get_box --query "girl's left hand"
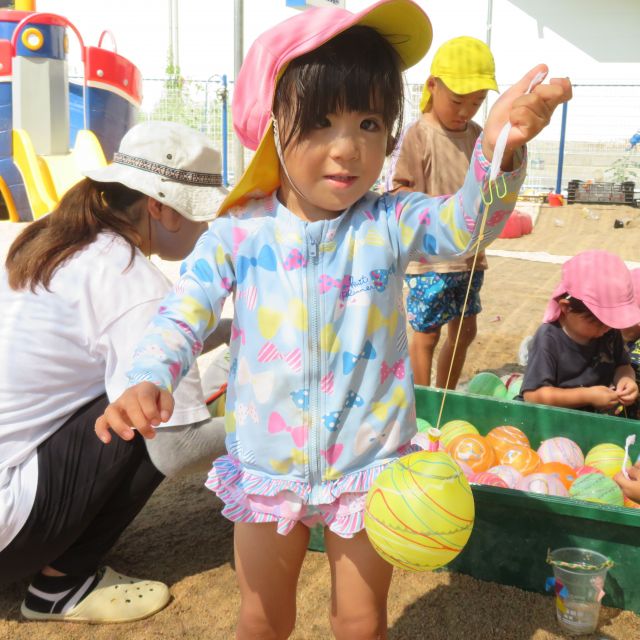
[482,64,572,166]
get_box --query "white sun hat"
[83,121,228,222]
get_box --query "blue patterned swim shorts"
[404,270,484,333]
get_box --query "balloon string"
[435,196,489,430]
[434,72,547,429]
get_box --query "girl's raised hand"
[482,64,572,169]
[94,382,175,444]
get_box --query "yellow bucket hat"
[419,36,498,113]
[219,0,432,215]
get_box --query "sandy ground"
[1,204,640,639]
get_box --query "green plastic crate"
[309,387,640,613]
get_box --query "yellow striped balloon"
[585,443,630,478]
[365,451,475,571]
[439,419,479,449]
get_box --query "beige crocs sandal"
[20,566,170,623]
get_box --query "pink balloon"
[487,464,523,489]
[516,472,569,497]
[575,465,603,477]
[471,471,509,488]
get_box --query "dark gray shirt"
[520,322,630,409]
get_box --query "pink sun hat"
[630,268,640,307]
[543,250,640,329]
[217,0,432,215]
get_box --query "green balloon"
[468,372,508,398]
[506,378,523,399]
[416,418,432,432]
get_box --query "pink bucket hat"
[217,0,432,214]
[543,250,640,329]
[631,268,640,307]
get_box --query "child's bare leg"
[234,522,309,640]
[435,314,478,389]
[409,328,441,386]
[325,529,393,640]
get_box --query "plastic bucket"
[548,193,564,207]
[547,547,613,635]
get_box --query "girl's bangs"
[275,26,403,148]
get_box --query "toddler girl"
[97,1,571,637]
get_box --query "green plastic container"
[309,387,640,613]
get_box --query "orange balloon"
[624,496,640,509]
[498,445,540,476]
[447,433,496,473]
[486,425,530,456]
[537,461,577,489]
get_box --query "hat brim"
[420,76,499,113]
[543,281,640,330]
[357,0,433,71]
[84,163,228,222]
[443,75,499,96]
[590,302,640,330]
[217,126,279,215]
[220,0,432,215]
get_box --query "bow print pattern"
[235,285,257,310]
[380,358,405,384]
[275,226,302,245]
[227,439,256,465]
[367,305,398,336]
[370,265,395,292]
[290,388,309,410]
[347,229,385,258]
[269,448,308,473]
[320,443,343,466]
[371,386,408,422]
[322,390,365,432]
[396,328,408,354]
[418,209,431,225]
[236,357,274,404]
[235,402,259,425]
[321,372,334,394]
[237,245,277,284]
[231,324,245,344]
[283,248,307,271]
[232,226,248,256]
[318,274,351,297]
[343,340,376,375]
[320,324,341,355]
[257,299,307,340]
[257,342,302,373]
[268,411,308,448]
[354,419,403,456]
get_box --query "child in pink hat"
[521,250,640,413]
[621,268,640,418]
[96,1,571,636]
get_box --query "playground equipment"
[0,0,141,221]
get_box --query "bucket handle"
[546,548,614,572]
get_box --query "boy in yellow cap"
[390,36,499,389]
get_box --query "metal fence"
[138,76,640,196]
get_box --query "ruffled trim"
[206,455,309,501]
[206,443,418,506]
[205,459,370,537]
[205,444,419,537]
[329,504,365,538]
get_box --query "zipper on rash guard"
[305,229,322,497]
